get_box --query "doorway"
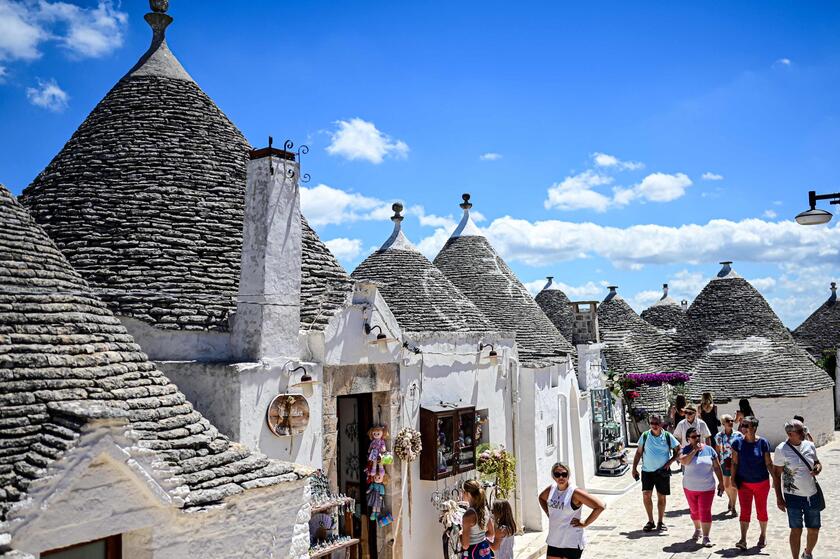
[337,394,378,559]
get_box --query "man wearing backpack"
[632,414,680,532]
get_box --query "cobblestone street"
[580,434,840,559]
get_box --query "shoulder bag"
[786,442,825,511]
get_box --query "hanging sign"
[266,394,310,436]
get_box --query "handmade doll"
[366,424,389,482]
[366,471,388,520]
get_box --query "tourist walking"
[793,415,815,443]
[731,416,772,550]
[673,405,712,446]
[734,398,754,428]
[668,394,687,432]
[461,479,495,559]
[699,392,721,434]
[631,414,679,532]
[714,414,743,515]
[679,427,725,547]
[489,500,516,559]
[772,419,824,559]
[539,462,606,559]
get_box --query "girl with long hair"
[489,500,516,559]
[461,479,495,559]
[538,463,606,559]
[699,392,720,434]
[669,394,687,432]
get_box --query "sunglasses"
[724,420,734,424]
[553,471,569,479]
[650,422,661,427]
[688,435,699,439]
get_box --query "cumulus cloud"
[477,216,840,269]
[324,237,364,262]
[26,78,67,111]
[300,183,392,226]
[701,172,723,181]
[544,170,614,212]
[763,209,777,219]
[326,118,409,164]
[592,152,644,170]
[523,278,606,299]
[0,0,126,64]
[480,152,502,161]
[614,172,692,205]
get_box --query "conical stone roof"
[351,204,495,334]
[432,195,574,366]
[0,184,306,521]
[793,282,840,359]
[20,5,352,334]
[677,262,834,400]
[640,283,684,330]
[535,277,575,343]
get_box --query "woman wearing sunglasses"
[538,462,606,559]
[679,427,724,547]
[714,414,743,515]
[730,416,773,550]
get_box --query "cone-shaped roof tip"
[391,202,404,222]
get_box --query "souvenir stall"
[590,388,628,476]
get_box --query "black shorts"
[641,469,671,495]
[546,546,582,559]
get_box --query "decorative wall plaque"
[266,394,310,436]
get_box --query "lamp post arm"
[811,191,840,206]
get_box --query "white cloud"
[774,58,792,68]
[26,78,67,111]
[326,118,408,164]
[0,1,126,64]
[300,183,392,226]
[0,64,6,80]
[473,216,840,269]
[480,152,502,161]
[324,237,363,262]
[592,152,644,171]
[544,170,614,212]
[701,172,723,181]
[524,279,606,299]
[748,276,776,292]
[614,172,692,205]
[763,209,777,219]
[627,289,664,312]
[668,270,707,296]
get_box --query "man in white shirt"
[673,405,712,446]
[772,419,823,559]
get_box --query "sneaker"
[642,521,656,532]
[691,529,701,542]
[657,521,668,532]
[702,537,712,548]
[801,552,813,559]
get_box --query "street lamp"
[795,190,838,225]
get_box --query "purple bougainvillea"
[624,371,691,387]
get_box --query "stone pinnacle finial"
[608,285,618,292]
[661,283,669,300]
[717,261,733,278]
[150,0,169,13]
[830,282,837,305]
[832,282,837,291]
[391,202,404,223]
[604,285,618,303]
[543,276,554,290]
[460,193,473,210]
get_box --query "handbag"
[786,442,825,512]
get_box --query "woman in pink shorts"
[679,427,724,547]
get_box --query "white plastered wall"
[6,427,310,559]
[739,389,834,447]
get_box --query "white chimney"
[231,142,302,361]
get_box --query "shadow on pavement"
[713,546,769,557]
[662,540,703,553]
[665,507,690,518]
[618,529,664,540]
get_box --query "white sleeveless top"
[545,484,586,549]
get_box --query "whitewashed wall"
[740,389,834,447]
[397,334,515,559]
[6,426,310,559]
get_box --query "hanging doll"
[366,471,388,520]
[365,424,390,482]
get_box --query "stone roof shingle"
[793,282,840,359]
[0,184,306,521]
[535,278,576,344]
[19,7,351,334]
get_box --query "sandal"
[691,529,701,542]
[757,536,766,548]
[642,521,656,532]
[735,540,747,550]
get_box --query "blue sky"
[1,0,839,327]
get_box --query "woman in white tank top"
[461,479,495,559]
[538,462,606,559]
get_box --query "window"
[546,424,555,448]
[42,535,121,559]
